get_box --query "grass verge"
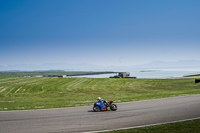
[102,118,200,133]
[0,77,199,111]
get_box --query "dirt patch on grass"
[15,87,22,93]
[0,87,7,93]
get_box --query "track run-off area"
[0,94,200,133]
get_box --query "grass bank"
[0,77,199,111]
[102,118,200,133]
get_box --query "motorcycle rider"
[97,97,109,107]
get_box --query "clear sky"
[0,0,200,66]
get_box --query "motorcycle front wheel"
[93,106,101,112]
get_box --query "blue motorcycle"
[93,100,117,112]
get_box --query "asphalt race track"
[0,94,200,133]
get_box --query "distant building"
[35,75,43,77]
[118,72,130,78]
[58,75,66,78]
[110,72,136,78]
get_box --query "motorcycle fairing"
[94,101,108,111]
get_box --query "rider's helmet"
[97,97,102,102]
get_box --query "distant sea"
[67,66,200,78]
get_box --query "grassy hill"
[0,71,115,77]
[0,77,200,111]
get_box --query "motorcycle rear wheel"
[110,104,117,111]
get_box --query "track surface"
[0,95,200,133]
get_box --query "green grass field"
[0,77,200,111]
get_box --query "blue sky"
[0,0,200,66]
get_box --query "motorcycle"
[93,100,117,112]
